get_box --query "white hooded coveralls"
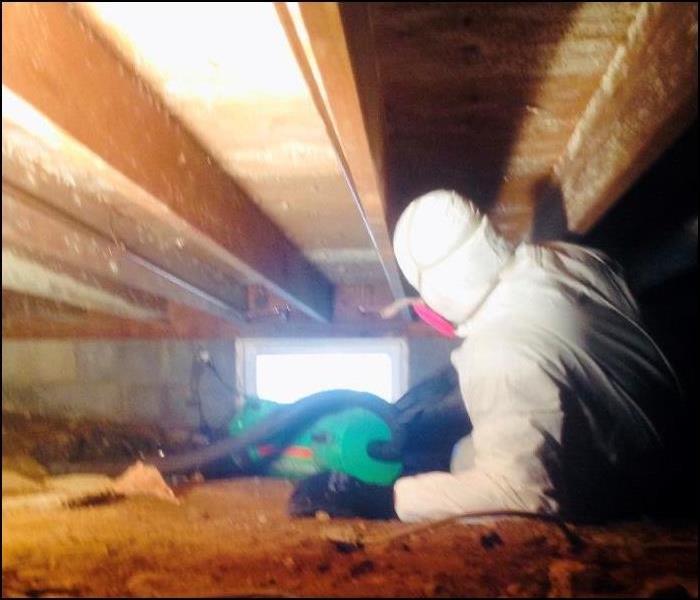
[392,190,681,522]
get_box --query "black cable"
[189,350,239,437]
[201,354,237,393]
[46,390,403,478]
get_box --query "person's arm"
[393,340,563,522]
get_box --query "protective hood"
[393,190,514,327]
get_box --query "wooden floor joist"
[2,2,334,322]
[2,248,164,322]
[1,87,250,320]
[2,184,246,323]
[554,2,698,234]
[1,291,242,340]
[278,2,410,316]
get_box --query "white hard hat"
[393,189,513,325]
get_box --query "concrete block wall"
[1,336,458,428]
[1,339,237,430]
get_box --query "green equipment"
[191,350,461,487]
[227,397,403,486]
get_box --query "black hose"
[393,365,459,425]
[46,390,403,477]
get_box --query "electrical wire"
[354,510,586,553]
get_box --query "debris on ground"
[2,410,698,597]
[3,461,178,514]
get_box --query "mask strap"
[411,302,456,337]
[377,254,516,336]
[377,297,420,319]
[375,297,456,338]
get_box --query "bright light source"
[256,352,393,404]
[82,2,308,100]
[237,338,407,405]
[2,86,65,150]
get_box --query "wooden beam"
[2,285,443,340]
[2,2,333,322]
[2,87,250,319]
[553,2,698,234]
[2,247,164,321]
[2,184,246,322]
[236,319,443,339]
[2,290,91,322]
[1,294,242,340]
[237,282,442,337]
[1,308,440,340]
[277,2,409,316]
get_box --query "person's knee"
[393,476,414,521]
[450,435,475,473]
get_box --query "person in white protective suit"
[288,189,683,523]
[390,189,682,522]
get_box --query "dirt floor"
[2,411,698,598]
